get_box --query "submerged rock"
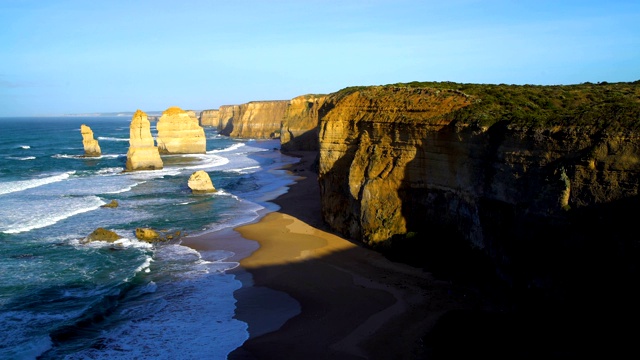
[188,170,216,193]
[126,110,163,171]
[80,124,101,157]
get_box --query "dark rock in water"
[85,228,122,243]
[101,200,119,208]
[135,228,161,242]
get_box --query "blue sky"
[1,0,638,116]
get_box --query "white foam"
[224,165,260,174]
[208,142,245,154]
[19,145,31,149]
[0,171,74,196]
[6,156,36,161]
[64,273,248,360]
[97,136,129,142]
[0,195,105,234]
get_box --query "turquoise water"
[0,117,299,359]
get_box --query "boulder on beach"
[188,170,216,193]
[80,124,101,157]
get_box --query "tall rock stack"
[156,106,206,154]
[125,110,163,171]
[80,124,101,157]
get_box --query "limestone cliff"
[217,101,288,139]
[156,106,206,154]
[80,124,101,157]
[125,109,163,171]
[217,105,240,134]
[280,94,336,151]
[200,109,219,127]
[317,82,640,300]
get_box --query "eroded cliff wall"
[200,109,219,127]
[317,82,640,298]
[280,94,335,151]
[226,100,289,139]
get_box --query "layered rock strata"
[199,109,220,127]
[217,101,288,138]
[317,83,640,299]
[125,110,163,171]
[80,124,101,157]
[156,106,206,154]
[280,94,335,151]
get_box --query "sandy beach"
[182,150,639,359]
[183,151,501,359]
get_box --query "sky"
[0,0,639,117]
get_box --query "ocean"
[0,116,300,359]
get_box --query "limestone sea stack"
[188,170,216,193]
[125,110,163,171]
[156,106,206,154]
[80,124,101,157]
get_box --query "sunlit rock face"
[80,124,101,157]
[317,83,640,297]
[218,101,289,139]
[280,94,337,152]
[156,106,206,154]
[199,109,219,127]
[188,170,216,193]
[125,109,163,171]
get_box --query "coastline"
[184,151,489,359]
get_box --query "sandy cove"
[184,150,497,359]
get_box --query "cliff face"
[80,124,101,157]
[224,100,289,139]
[126,110,163,171]
[199,109,219,127]
[156,106,206,154]
[217,105,240,135]
[280,95,335,151]
[317,83,640,297]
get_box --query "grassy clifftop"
[332,80,640,130]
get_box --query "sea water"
[0,116,299,359]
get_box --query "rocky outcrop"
[188,170,216,193]
[218,101,289,138]
[281,94,335,151]
[200,109,220,127]
[80,124,101,157]
[156,106,206,154]
[101,200,119,208]
[126,110,163,171]
[83,227,121,243]
[317,82,640,300]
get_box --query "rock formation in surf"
[188,170,216,193]
[156,106,206,154]
[125,110,164,171]
[83,227,121,243]
[80,124,101,157]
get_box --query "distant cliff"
[199,109,219,127]
[313,81,640,302]
[212,101,289,139]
